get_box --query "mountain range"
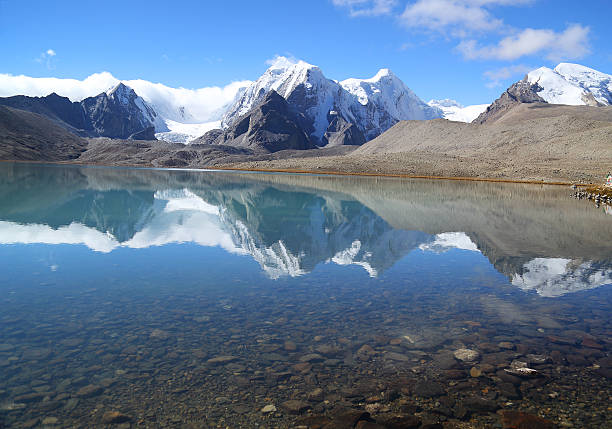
[0,57,450,147]
[0,83,161,140]
[0,60,611,181]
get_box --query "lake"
[0,162,610,428]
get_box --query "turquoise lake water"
[0,162,610,428]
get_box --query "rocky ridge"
[474,78,546,124]
[0,83,161,140]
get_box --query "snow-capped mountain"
[341,68,442,139]
[98,82,166,132]
[427,99,490,123]
[222,57,442,145]
[0,71,251,142]
[527,63,612,106]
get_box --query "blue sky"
[0,0,610,105]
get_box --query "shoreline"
[206,165,588,187]
[0,158,595,187]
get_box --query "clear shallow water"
[0,162,610,428]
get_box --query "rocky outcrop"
[0,83,159,139]
[196,91,314,153]
[128,126,156,141]
[194,129,224,145]
[322,111,366,146]
[474,77,546,124]
[0,106,88,161]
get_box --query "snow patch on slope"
[428,99,490,123]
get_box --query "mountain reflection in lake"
[0,163,610,428]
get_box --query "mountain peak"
[528,63,611,106]
[265,56,316,72]
[373,68,393,80]
[108,82,135,97]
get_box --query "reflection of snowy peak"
[222,57,441,145]
[419,232,480,253]
[527,63,612,106]
[210,190,429,278]
[511,258,612,297]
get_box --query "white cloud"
[458,24,590,61]
[399,0,533,35]
[332,0,398,17]
[483,64,532,87]
[334,0,592,64]
[0,72,252,123]
[265,55,300,68]
[401,0,502,34]
[35,49,57,69]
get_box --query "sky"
[0,0,610,105]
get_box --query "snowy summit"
[527,63,612,106]
[223,56,442,144]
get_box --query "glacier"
[427,99,490,123]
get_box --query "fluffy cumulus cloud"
[0,72,251,123]
[458,24,591,61]
[400,0,534,35]
[332,0,398,17]
[400,0,507,34]
[334,0,591,64]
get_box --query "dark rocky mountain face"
[194,91,365,151]
[0,83,157,140]
[474,77,546,124]
[194,129,223,145]
[0,106,88,161]
[81,83,157,139]
[195,91,314,152]
[323,111,366,147]
[0,93,90,134]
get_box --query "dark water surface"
[0,163,610,428]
